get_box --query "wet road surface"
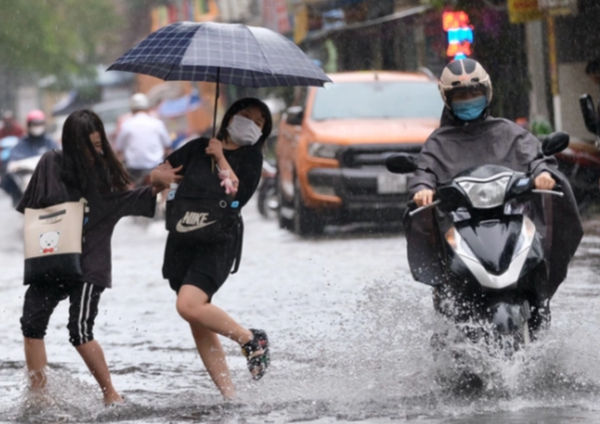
[2,192,600,423]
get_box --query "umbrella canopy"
[108,21,331,88]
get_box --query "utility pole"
[546,14,562,131]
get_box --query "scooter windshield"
[504,200,530,216]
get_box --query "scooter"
[386,132,571,354]
[4,155,42,206]
[257,160,278,219]
[0,136,19,184]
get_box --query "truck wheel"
[293,178,324,236]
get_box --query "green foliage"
[422,0,452,9]
[530,117,554,136]
[0,0,121,78]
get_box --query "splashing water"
[3,194,600,423]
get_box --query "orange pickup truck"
[275,71,444,235]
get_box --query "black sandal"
[241,329,270,380]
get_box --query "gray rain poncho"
[405,110,583,299]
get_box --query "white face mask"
[29,125,45,137]
[227,115,262,147]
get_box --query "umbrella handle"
[210,68,221,171]
[212,68,220,138]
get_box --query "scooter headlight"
[457,176,511,209]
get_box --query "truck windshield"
[311,81,444,121]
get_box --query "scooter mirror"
[542,131,570,156]
[579,94,599,135]
[284,106,304,126]
[385,153,418,174]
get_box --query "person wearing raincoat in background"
[406,58,583,334]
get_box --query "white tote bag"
[23,200,85,284]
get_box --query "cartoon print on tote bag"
[38,231,61,254]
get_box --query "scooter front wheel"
[489,300,531,356]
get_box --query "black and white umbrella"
[108,21,331,133]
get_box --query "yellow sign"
[508,0,543,23]
[538,0,577,16]
[294,5,309,44]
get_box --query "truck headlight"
[308,143,342,159]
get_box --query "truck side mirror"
[579,94,599,135]
[285,106,304,126]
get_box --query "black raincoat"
[405,109,583,299]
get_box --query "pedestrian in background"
[17,109,181,405]
[0,110,25,138]
[162,98,272,399]
[115,93,172,186]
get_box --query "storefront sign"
[443,11,473,60]
[508,0,543,23]
[538,0,577,15]
[263,0,291,34]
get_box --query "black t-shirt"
[166,137,263,209]
[162,137,263,283]
[17,151,156,288]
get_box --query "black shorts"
[164,236,236,300]
[21,281,104,347]
[169,273,220,300]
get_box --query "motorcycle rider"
[0,110,25,138]
[1,110,58,204]
[9,110,58,161]
[407,59,582,334]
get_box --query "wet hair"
[60,109,130,193]
[216,97,272,149]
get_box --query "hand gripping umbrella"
[108,21,331,137]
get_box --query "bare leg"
[190,324,235,399]
[24,337,48,391]
[176,285,253,345]
[75,340,122,405]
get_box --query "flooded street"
[2,191,600,424]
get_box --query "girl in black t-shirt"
[18,110,181,405]
[163,98,272,399]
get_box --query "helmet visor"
[447,85,487,103]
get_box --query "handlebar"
[408,188,565,217]
[408,200,441,217]
[531,189,564,197]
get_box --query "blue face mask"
[451,96,487,121]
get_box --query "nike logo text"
[175,212,216,233]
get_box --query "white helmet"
[130,93,150,111]
[438,59,493,108]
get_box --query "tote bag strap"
[230,213,243,274]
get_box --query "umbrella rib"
[164,63,177,80]
[245,27,275,88]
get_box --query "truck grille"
[338,143,423,168]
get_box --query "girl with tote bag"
[17,109,181,405]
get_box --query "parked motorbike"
[547,93,600,214]
[386,132,571,355]
[257,160,278,219]
[555,139,600,213]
